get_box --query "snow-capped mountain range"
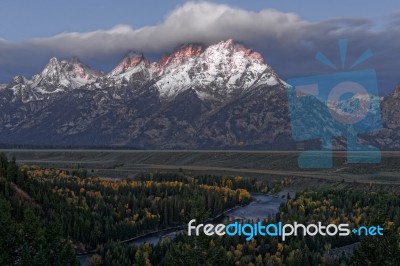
[6,40,280,103]
[0,39,398,149]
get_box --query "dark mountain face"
[0,40,396,149]
[367,87,400,150]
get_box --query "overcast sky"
[0,0,399,94]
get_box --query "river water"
[222,194,286,221]
[78,194,286,265]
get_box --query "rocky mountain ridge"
[0,39,397,149]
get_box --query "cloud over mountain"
[0,1,399,93]
[27,2,307,55]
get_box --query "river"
[78,194,286,265]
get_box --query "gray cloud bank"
[0,1,398,94]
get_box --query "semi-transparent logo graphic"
[286,39,382,168]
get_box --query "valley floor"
[1,149,400,187]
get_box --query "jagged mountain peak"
[110,50,148,77]
[155,40,263,70]
[107,39,268,84]
[67,58,102,80]
[157,43,204,68]
[2,57,102,101]
[48,56,59,65]
[213,38,236,50]
[34,57,63,84]
[0,39,294,149]
[152,39,277,99]
[205,39,264,64]
[10,75,28,86]
[0,39,397,150]
[6,39,278,102]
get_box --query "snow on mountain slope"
[31,57,101,90]
[109,51,151,84]
[107,40,281,99]
[151,44,204,98]
[7,57,103,102]
[5,39,281,103]
[151,39,280,99]
[1,39,395,149]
